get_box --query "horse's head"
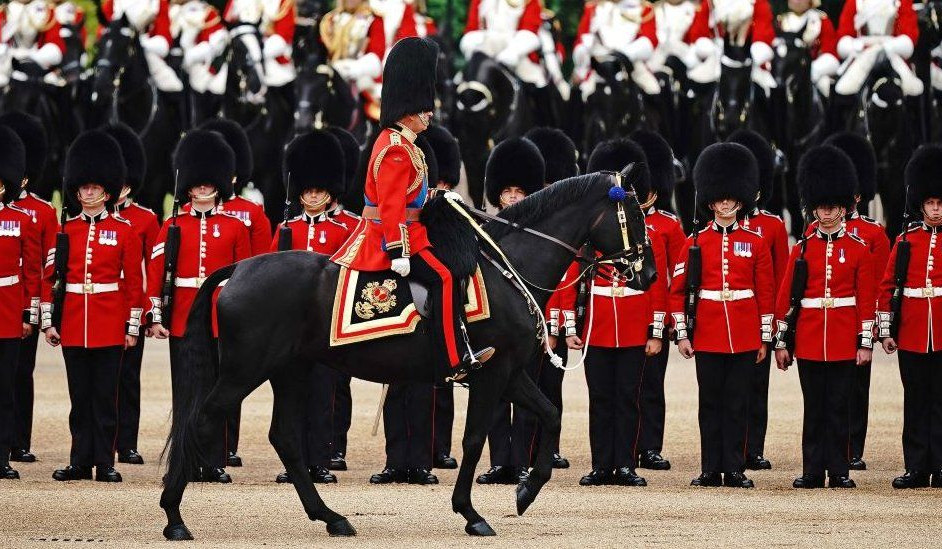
[91,15,140,106]
[771,29,811,86]
[590,51,633,84]
[589,165,657,291]
[293,63,355,134]
[715,37,754,138]
[455,53,516,137]
[224,27,268,116]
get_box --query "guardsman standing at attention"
[571,138,668,488]
[671,142,774,489]
[632,129,685,472]
[774,145,874,490]
[145,130,251,484]
[727,129,789,471]
[43,130,144,483]
[271,130,351,485]
[0,127,40,481]
[3,111,53,466]
[879,144,942,489]
[104,122,158,467]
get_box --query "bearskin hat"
[525,126,579,184]
[727,129,774,207]
[325,126,360,190]
[173,130,235,203]
[0,127,25,204]
[285,130,345,201]
[417,133,440,192]
[423,124,461,188]
[485,137,545,207]
[906,144,942,212]
[0,111,46,186]
[200,118,253,193]
[587,138,652,201]
[693,142,758,213]
[65,130,126,210]
[797,145,857,211]
[103,122,146,196]
[631,129,675,201]
[823,132,877,203]
[379,37,439,129]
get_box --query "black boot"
[434,453,458,469]
[745,454,772,470]
[892,471,929,489]
[328,453,347,471]
[408,468,439,485]
[52,465,92,481]
[95,466,123,483]
[638,450,671,470]
[9,448,36,463]
[933,471,942,488]
[197,467,231,483]
[446,347,495,383]
[476,465,518,485]
[1,465,20,480]
[579,469,612,486]
[690,472,723,487]
[613,467,647,487]
[828,475,856,488]
[723,472,754,488]
[793,473,825,489]
[552,453,570,469]
[275,471,290,483]
[118,449,145,465]
[227,451,243,467]
[848,457,866,470]
[310,466,337,483]
[369,468,406,484]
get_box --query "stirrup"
[445,347,495,382]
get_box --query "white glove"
[391,257,411,277]
[620,38,654,62]
[883,35,914,58]
[495,46,522,68]
[837,36,864,59]
[263,34,288,60]
[184,42,212,68]
[750,41,774,66]
[810,53,840,82]
[141,35,170,58]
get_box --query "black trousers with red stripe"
[638,342,668,454]
[12,330,37,452]
[433,382,454,458]
[797,359,854,478]
[383,381,433,470]
[585,346,645,470]
[62,346,122,468]
[117,335,144,452]
[695,351,753,474]
[410,250,465,374]
[0,338,20,466]
[898,350,942,472]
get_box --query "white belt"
[0,274,19,287]
[903,287,942,298]
[591,286,645,298]
[700,289,755,301]
[800,297,856,309]
[175,277,229,289]
[65,282,119,294]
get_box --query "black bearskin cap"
[824,132,877,203]
[485,137,544,207]
[200,118,253,192]
[285,130,346,200]
[797,145,857,211]
[379,37,439,128]
[65,130,126,209]
[0,127,25,204]
[417,134,440,192]
[423,124,460,188]
[173,130,235,203]
[906,144,942,212]
[526,126,578,184]
[727,129,774,207]
[103,122,146,196]
[631,129,675,200]
[694,142,757,213]
[587,138,652,200]
[0,111,46,186]
[325,126,360,191]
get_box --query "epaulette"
[741,227,762,239]
[131,202,155,214]
[904,221,922,233]
[28,192,54,207]
[858,214,883,227]
[7,203,35,220]
[112,215,132,226]
[287,214,303,223]
[759,209,784,222]
[847,232,867,246]
[656,208,678,220]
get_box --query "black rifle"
[49,178,70,332]
[778,234,809,355]
[277,170,293,251]
[889,186,913,339]
[682,198,702,344]
[160,170,182,327]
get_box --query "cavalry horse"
[577,52,648,164]
[82,14,185,218]
[913,0,942,142]
[292,62,356,135]
[158,168,657,540]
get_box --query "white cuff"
[837,36,860,59]
[877,311,892,339]
[672,312,688,341]
[29,297,39,325]
[263,34,288,60]
[141,35,170,58]
[859,320,875,349]
[548,308,560,336]
[651,311,666,339]
[562,310,576,337]
[40,302,52,330]
[127,308,143,336]
[147,296,163,325]
[773,319,789,350]
[885,35,914,59]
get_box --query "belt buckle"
[721,289,733,301]
[822,297,834,309]
[83,283,94,294]
[612,286,624,297]
[923,287,935,298]
[196,277,206,288]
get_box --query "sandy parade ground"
[2,339,941,549]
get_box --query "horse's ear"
[619,162,645,190]
[798,20,808,39]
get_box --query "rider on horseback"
[100,0,183,92]
[171,0,228,99]
[708,0,777,90]
[0,0,65,86]
[777,0,840,95]
[330,37,494,382]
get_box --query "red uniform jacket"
[808,213,890,296]
[220,196,272,256]
[365,4,418,65]
[101,0,172,44]
[546,263,578,338]
[270,209,358,254]
[836,0,919,48]
[709,0,776,45]
[331,126,431,271]
[670,222,775,353]
[647,208,686,286]
[146,208,251,337]
[13,192,58,322]
[465,0,542,34]
[573,1,659,50]
[116,200,160,264]
[0,203,40,338]
[41,211,143,348]
[877,223,942,353]
[774,227,875,361]
[743,209,790,289]
[8,8,66,56]
[578,226,669,348]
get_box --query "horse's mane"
[485,172,612,240]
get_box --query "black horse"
[770,27,825,235]
[158,169,656,540]
[292,62,356,135]
[453,52,536,208]
[710,39,764,140]
[82,15,185,217]
[578,52,647,162]
[913,0,942,142]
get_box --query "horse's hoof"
[163,523,193,541]
[465,520,496,536]
[516,481,537,516]
[326,518,357,537]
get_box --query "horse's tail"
[161,264,237,491]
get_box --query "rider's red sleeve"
[750,0,775,45]
[518,0,542,34]
[639,4,658,48]
[817,13,838,57]
[685,1,712,43]
[572,3,594,50]
[894,0,920,45]
[150,0,172,43]
[270,0,296,44]
[464,0,481,33]
[41,20,66,54]
[836,0,858,39]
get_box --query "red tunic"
[101,0,172,43]
[270,209,357,254]
[774,228,875,361]
[743,209,790,289]
[808,213,890,295]
[364,4,418,69]
[573,2,659,50]
[115,200,160,264]
[0,203,40,339]
[220,196,272,256]
[331,126,431,271]
[836,0,919,48]
[711,0,776,45]
[877,224,942,353]
[146,208,251,337]
[646,208,686,287]
[40,211,144,348]
[13,192,58,295]
[669,222,775,353]
[464,0,542,34]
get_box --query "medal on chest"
[98,229,118,246]
[839,248,846,264]
[0,220,21,237]
[734,241,753,258]
[213,224,221,238]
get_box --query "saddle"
[329,265,490,346]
